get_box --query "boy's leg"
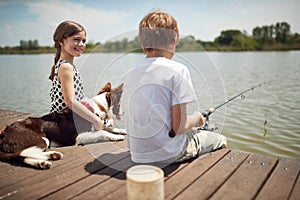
[175,129,227,163]
[193,130,227,155]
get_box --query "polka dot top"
[50,60,84,113]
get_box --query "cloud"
[27,1,130,25]
[23,0,133,45]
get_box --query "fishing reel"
[199,107,218,131]
[197,116,218,131]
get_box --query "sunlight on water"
[0,51,299,160]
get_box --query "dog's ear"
[97,82,112,95]
[114,83,124,91]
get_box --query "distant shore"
[2,21,300,54]
[1,44,299,55]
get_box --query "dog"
[0,82,126,169]
[75,82,126,145]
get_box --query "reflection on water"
[0,52,299,160]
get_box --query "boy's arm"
[171,104,205,136]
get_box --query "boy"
[123,11,227,163]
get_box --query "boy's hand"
[198,113,206,127]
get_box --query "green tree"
[31,40,39,49]
[275,22,290,43]
[215,30,243,46]
[19,39,39,50]
[19,40,28,50]
[253,25,274,47]
[253,22,291,47]
[214,30,256,50]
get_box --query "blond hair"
[139,11,179,52]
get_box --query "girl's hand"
[93,117,105,131]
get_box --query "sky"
[1,0,300,47]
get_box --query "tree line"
[205,22,300,51]
[1,21,299,54]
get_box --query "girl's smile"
[60,31,86,61]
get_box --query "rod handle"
[202,107,215,118]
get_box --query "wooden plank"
[256,158,300,200]
[67,154,134,200]
[164,148,230,200]
[0,161,18,175]
[174,150,249,200]
[1,110,299,200]
[2,151,95,199]
[74,151,196,200]
[101,156,192,200]
[289,169,300,200]
[0,114,124,186]
[209,154,278,200]
[0,109,31,129]
[0,144,106,196]
[0,143,121,199]
[42,150,131,199]
[0,146,79,172]
[0,109,29,118]
[0,145,89,190]
[72,169,128,200]
[101,184,128,200]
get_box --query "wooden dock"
[0,109,299,200]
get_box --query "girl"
[49,21,104,131]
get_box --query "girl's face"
[60,31,86,58]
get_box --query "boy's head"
[139,11,179,53]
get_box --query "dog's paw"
[49,151,63,160]
[39,161,52,169]
[112,128,127,135]
[108,134,125,141]
[115,135,125,141]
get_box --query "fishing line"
[169,80,271,137]
[200,80,271,131]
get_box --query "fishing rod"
[169,81,269,137]
[200,80,269,130]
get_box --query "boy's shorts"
[171,129,227,163]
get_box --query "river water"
[0,51,299,160]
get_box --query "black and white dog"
[0,82,126,169]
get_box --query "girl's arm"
[171,103,205,135]
[58,63,104,130]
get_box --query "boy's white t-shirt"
[123,57,197,163]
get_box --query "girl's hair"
[49,21,86,81]
[139,11,179,52]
